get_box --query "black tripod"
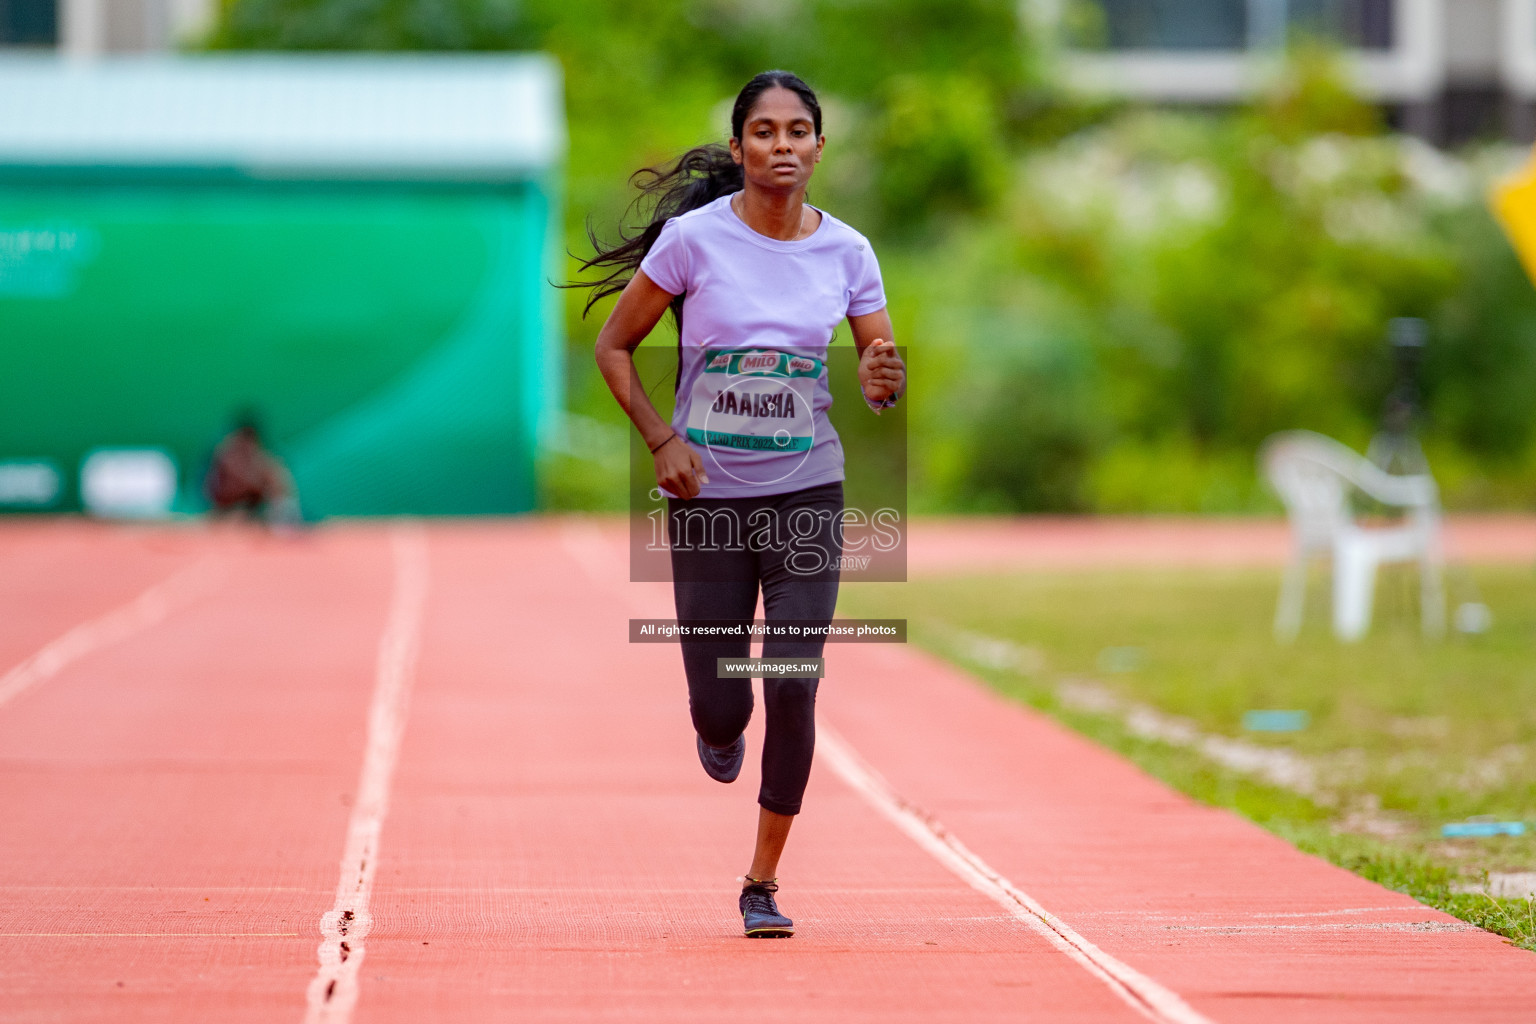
[1366,317,1430,476]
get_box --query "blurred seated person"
[204,416,300,527]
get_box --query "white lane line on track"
[816,724,1215,1024]
[0,558,222,711]
[556,521,1214,1023]
[3,932,301,938]
[303,524,429,1024]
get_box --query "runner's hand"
[654,435,708,499]
[859,338,905,410]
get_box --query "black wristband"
[649,433,678,454]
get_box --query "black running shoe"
[696,733,745,783]
[740,879,794,937]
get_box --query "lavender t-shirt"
[639,193,886,498]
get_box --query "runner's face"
[731,87,823,193]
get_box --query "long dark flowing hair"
[569,70,824,336]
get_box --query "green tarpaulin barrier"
[0,56,565,516]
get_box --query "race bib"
[686,348,822,454]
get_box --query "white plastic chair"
[80,448,178,519]
[1261,430,1444,642]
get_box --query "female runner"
[584,70,905,937]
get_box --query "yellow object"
[1491,153,1536,286]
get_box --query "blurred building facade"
[0,0,212,55]
[3,0,1526,144]
[1046,0,1534,144]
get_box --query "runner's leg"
[669,497,759,749]
[756,483,842,817]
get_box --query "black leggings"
[668,482,843,816]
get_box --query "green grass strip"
[840,564,1536,951]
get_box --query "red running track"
[2,518,1534,1023]
[906,515,1536,573]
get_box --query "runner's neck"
[731,190,821,242]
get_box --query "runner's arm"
[849,309,904,410]
[594,271,709,498]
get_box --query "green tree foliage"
[899,54,1536,512]
[213,0,1038,229]
[210,0,531,50]
[1425,209,1536,503]
[210,4,1536,511]
[868,74,1010,230]
[785,0,1031,100]
[961,329,1103,512]
[213,0,1041,515]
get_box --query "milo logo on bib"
[686,348,821,455]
